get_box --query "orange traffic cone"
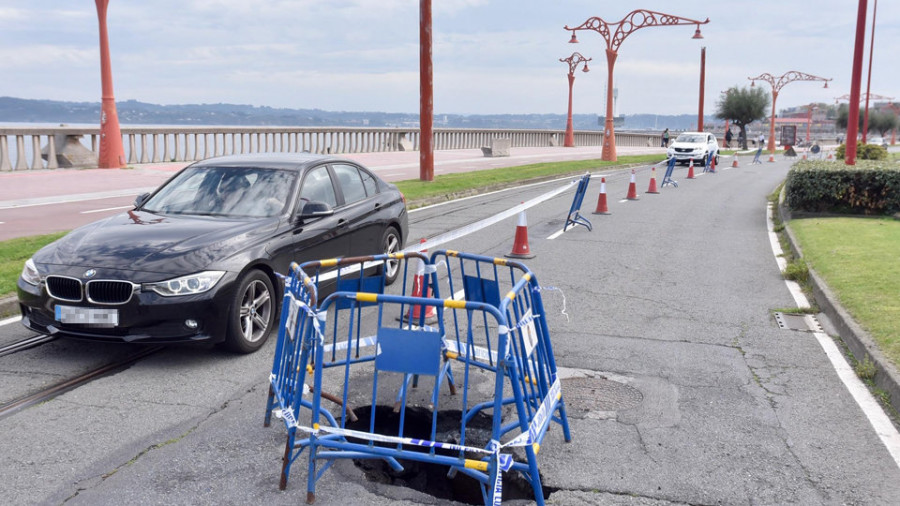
[404,238,437,324]
[802,152,807,160]
[506,209,535,259]
[686,159,696,179]
[709,155,717,173]
[768,153,775,163]
[626,169,639,200]
[827,151,834,160]
[646,167,660,194]
[592,177,611,215]
[732,153,739,168]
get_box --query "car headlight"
[21,258,41,286]
[144,271,225,297]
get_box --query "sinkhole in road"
[346,405,554,504]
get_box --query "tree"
[715,86,770,149]
[835,104,899,137]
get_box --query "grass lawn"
[789,217,900,367]
[0,232,67,296]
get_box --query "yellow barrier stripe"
[446,250,458,257]
[494,258,508,266]
[523,273,532,281]
[504,290,516,301]
[356,293,379,303]
[533,443,540,454]
[444,351,459,360]
[319,259,339,267]
[464,459,489,472]
[445,299,467,309]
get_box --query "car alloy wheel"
[224,269,275,353]
[381,227,401,286]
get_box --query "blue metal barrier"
[263,252,428,433]
[703,151,719,173]
[267,251,571,505]
[563,173,592,232]
[661,157,678,188]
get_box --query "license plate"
[55,305,119,327]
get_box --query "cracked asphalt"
[2,154,899,505]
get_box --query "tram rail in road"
[0,346,163,420]
[0,334,57,358]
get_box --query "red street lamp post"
[748,71,831,153]
[805,103,819,144]
[697,46,706,132]
[94,0,126,168]
[846,0,869,165]
[565,10,709,162]
[560,52,591,148]
[419,0,434,181]
[862,0,878,143]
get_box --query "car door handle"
[337,219,348,228]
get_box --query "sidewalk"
[0,145,667,210]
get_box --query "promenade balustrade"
[0,125,661,171]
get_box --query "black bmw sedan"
[17,153,408,353]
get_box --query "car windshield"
[675,135,705,143]
[141,166,297,218]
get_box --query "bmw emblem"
[84,269,97,278]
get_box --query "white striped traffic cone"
[506,208,535,259]
[404,238,437,323]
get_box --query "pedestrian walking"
[661,128,669,148]
[725,129,733,148]
[752,134,765,164]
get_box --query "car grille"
[674,147,694,153]
[45,276,83,302]
[86,280,136,304]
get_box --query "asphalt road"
[2,155,899,505]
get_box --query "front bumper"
[17,273,238,345]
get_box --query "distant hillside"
[0,96,709,131]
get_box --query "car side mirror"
[134,193,150,208]
[298,200,334,220]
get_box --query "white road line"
[0,315,22,326]
[547,229,565,240]
[0,187,156,210]
[81,205,133,214]
[409,173,581,214]
[766,203,900,468]
[767,205,808,306]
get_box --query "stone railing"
[0,126,662,171]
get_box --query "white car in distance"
[666,131,720,166]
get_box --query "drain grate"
[774,312,824,333]
[561,376,643,413]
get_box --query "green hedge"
[835,143,888,160]
[785,160,900,215]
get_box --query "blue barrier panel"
[263,252,428,434]
[661,157,678,188]
[703,151,718,173]
[563,173,592,232]
[268,250,571,505]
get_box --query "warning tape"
[274,377,562,503]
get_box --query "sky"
[0,1,896,118]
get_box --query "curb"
[0,295,18,319]
[779,198,900,416]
